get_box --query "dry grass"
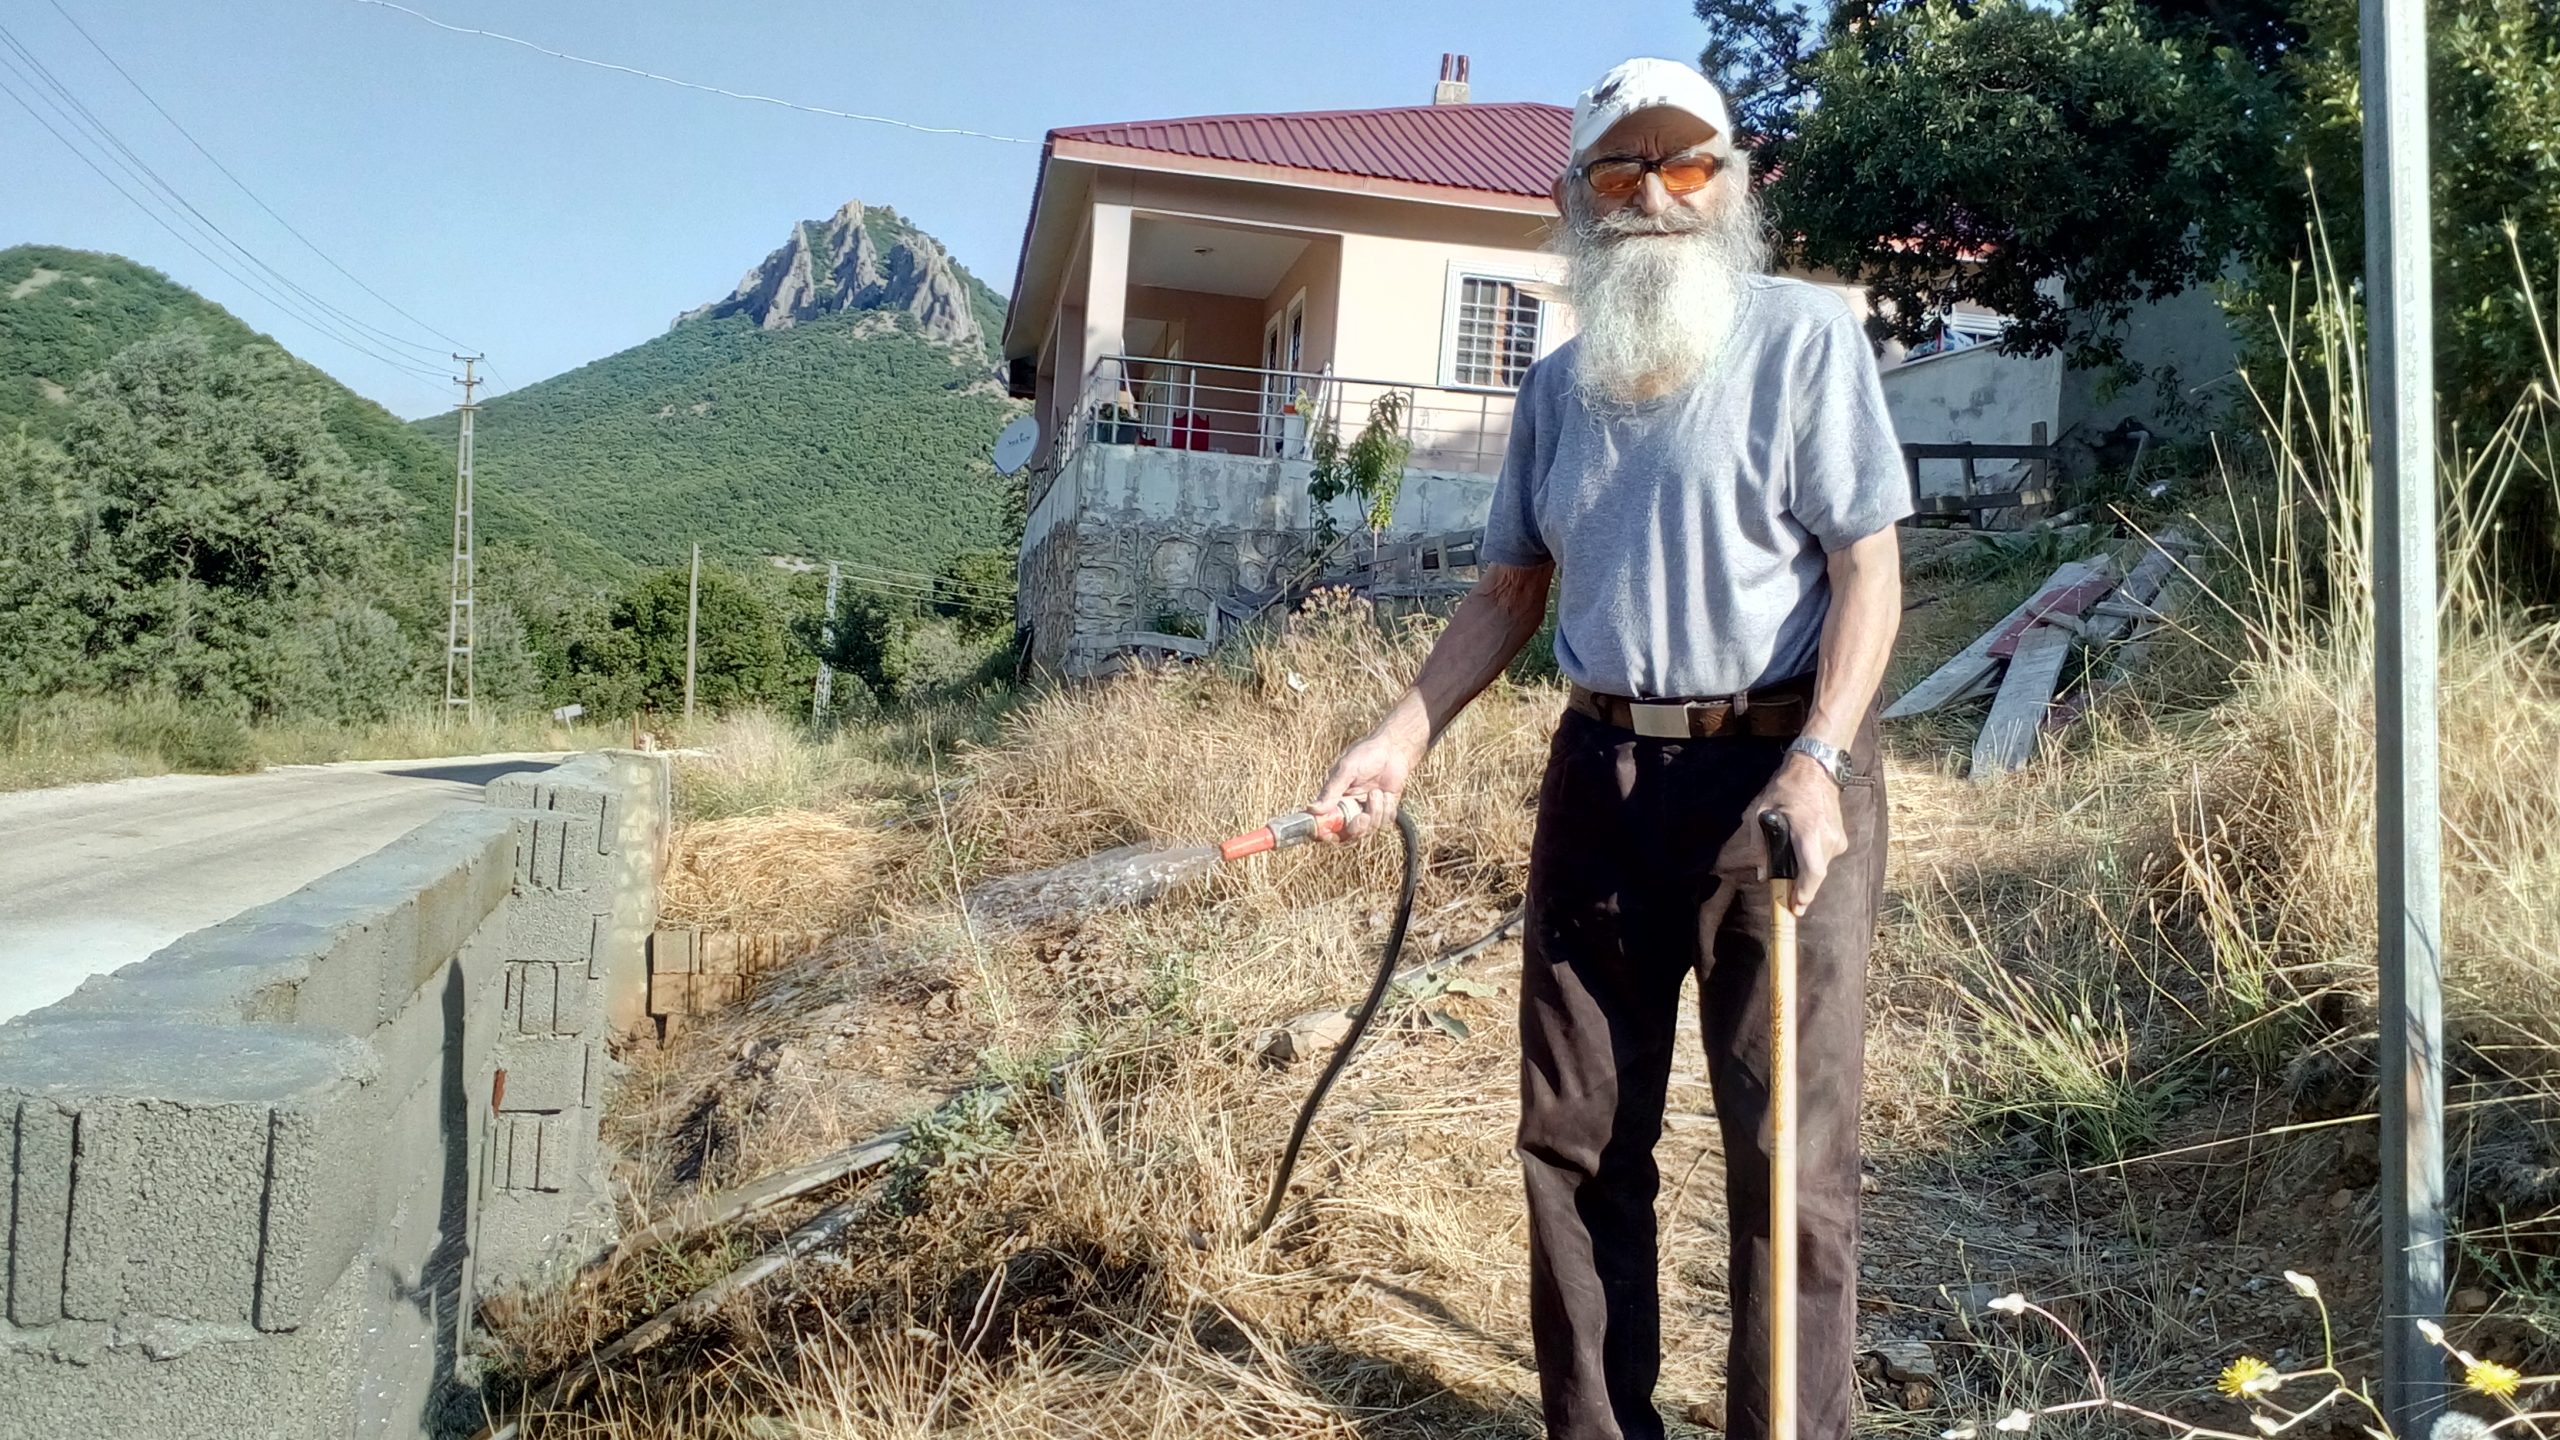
[659,809,897,933]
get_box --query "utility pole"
[683,542,701,723]
[812,559,841,724]
[442,355,483,725]
[2363,0,2445,1425]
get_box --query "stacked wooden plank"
[1883,529,2200,779]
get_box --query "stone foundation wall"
[1020,443,1497,675]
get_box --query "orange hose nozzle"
[1218,806,1349,862]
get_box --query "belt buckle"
[1628,701,1692,739]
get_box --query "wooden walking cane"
[1759,809,1802,1440]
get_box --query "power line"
[44,0,477,357]
[0,21,450,378]
[835,559,1012,601]
[350,0,1035,145]
[0,24,451,393]
[0,65,444,406]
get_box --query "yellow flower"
[2219,1356,2283,1398]
[2464,1358,2523,1399]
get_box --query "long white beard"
[1558,175,1769,406]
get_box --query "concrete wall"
[1023,442,1495,673]
[1880,342,2066,490]
[2055,280,2242,448]
[0,752,669,1440]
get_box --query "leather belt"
[1567,676,1814,740]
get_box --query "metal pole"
[683,542,701,723]
[2362,0,2445,1425]
[812,560,840,723]
[442,355,482,725]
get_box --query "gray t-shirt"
[1483,274,1912,698]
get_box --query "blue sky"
[4,0,1702,419]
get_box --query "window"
[1448,275,1544,389]
[1904,309,2006,361]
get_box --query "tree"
[808,588,915,703]
[57,331,404,709]
[2287,0,2560,430]
[0,429,107,710]
[564,561,811,717]
[1777,0,2285,366]
[1694,0,1826,157]
[1760,0,2560,596]
[931,549,1016,640]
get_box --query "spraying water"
[961,802,1357,930]
[964,842,1223,929]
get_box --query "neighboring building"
[1000,56,2193,673]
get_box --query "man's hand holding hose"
[1311,693,1431,844]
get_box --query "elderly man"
[1314,57,1909,1440]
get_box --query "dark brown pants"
[1517,705,1885,1440]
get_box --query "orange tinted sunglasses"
[1578,153,1722,199]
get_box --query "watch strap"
[1786,735,1851,785]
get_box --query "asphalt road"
[0,755,558,1025]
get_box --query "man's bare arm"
[1314,561,1555,839]
[1800,525,1902,752]
[1748,524,1900,910]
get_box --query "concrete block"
[650,929,699,975]
[491,1113,565,1193]
[55,916,375,1031]
[51,812,515,1037]
[505,962,560,1036]
[0,1017,375,1331]
[493,1038,590,1113]
[527,813,607,892]
[0,1251,368,1439]
[7,1099,72,1326]
[534,1114,582,1192]
[646,967,685,1019]
[61,1097,272,1324]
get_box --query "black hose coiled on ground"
[1247,808,1422,1241]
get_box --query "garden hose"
[1244,808,1423,1241]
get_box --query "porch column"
[1084,202,1131,396]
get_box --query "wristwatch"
[1786,735,1854,786]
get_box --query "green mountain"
[0,244,624,575]
[413,201,1022,577]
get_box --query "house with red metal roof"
[999,56,2092,675]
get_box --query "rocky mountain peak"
[676,200,988,353]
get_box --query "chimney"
[1433,53,1471,105]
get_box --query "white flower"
[1987,1294,2029,1316]
[1942,1429,1979,1440]
[2416,1318,2449,1346]
[2283,1271,2320,1298]
[1996,1410,2036,1432]
[2431,1412,2498,1440]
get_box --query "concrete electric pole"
[812,559,841,723]
[443,356,483,725]
[683,542,701,723]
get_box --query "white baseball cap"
[1570,58,1736,163]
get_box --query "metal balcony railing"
[1082,355,1518,476]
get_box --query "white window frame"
[1438,264,1553,392]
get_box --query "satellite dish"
[992,415,1039,475]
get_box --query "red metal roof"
[1050,101,1572,198]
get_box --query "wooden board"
[1984,556,2126,657]
[1882,558,2100,719]
[1972,622,2077,778]
[1973,623,2076,775]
